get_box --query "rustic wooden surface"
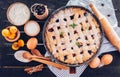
[0,0,120,77]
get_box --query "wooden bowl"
[31,3,49,20]
[24,20,40,36]
[7,2,30,26]
[33,6,49,20]
[4,26,20,42]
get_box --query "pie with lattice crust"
[44,6,102,64]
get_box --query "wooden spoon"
[89,3,120,52]
[23,52,50,61]
[31,49,43,57]
[23,52,69,70]
[31,49,50,61]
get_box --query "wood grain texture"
[0,0,120,77]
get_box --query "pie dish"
[43,6,102,65]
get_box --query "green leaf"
[60,32,64,38]
[69,23,77,28]
[75,42,80,46]
[60,32,64,35]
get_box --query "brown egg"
[89,57,100,68]
[27,38,38,50]
[101,54,113,65]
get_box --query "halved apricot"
[9,26,18,34]
[18,39,25,47]
[2,29,10,37]
[8,33,16,39]
[12,42,20,50]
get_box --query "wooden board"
[0,0,120,77]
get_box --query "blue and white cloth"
[46,0,119,77]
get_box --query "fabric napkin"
[46,0,119,77]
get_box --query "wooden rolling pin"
[89,3,120,52]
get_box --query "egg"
[89,57,100,68]
[101,54,113,65]
[27,38,38,50]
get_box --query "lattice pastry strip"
[87,15,101,37]
[87,15,102,47]
[45,7,102,64]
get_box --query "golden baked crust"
[45,7,102,64]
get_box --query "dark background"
[0,0,120,77]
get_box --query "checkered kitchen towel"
[46,0,119,77]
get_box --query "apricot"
[12,42,20,50]
[9,26,18,34]
[2,29,10,37]
[18,39,25,47]
[8,33,16,39]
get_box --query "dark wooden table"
[0,0,120,77]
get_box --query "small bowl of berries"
[31,3,49,20]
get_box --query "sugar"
[25,22,40,36]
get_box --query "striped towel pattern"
[45,0,118,77]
